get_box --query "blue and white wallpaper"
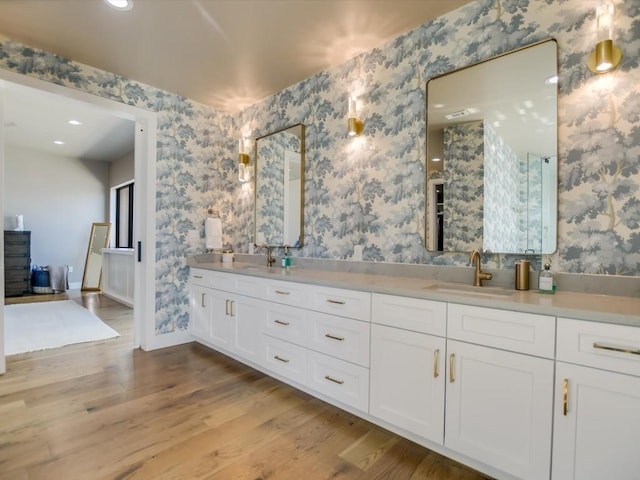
[1,0,639,335]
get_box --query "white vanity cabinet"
[188,268,264,366]
[445,304,555,480]
[369,294,447,444]
[552,318,640,480]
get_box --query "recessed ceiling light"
[68,120,82,126]
[444,109,471,120]
[104,0,134,11]
[53,140,65,145]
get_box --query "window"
[115,183,134,248]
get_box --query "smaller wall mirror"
[82,222,111,291]
[255,124,305,247]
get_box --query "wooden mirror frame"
[81,222,111,291]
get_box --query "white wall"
[4,145,109,284]
[109,150,134,188]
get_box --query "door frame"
[0,69,157,372]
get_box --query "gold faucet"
[469,249,492,287]
[257,244,275,267]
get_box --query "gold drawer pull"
[275,290,290,295]
[324,375,344,385]
[593,342,640,356]
[449,354,455,383]
[193,275,203,279]
[563,378,569,416]
[325,333,345,341]
[274,355,290,363]
[274,320,290,326]
[433,349,440,378]
[326,299,346,305]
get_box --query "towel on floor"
[205,217,223,250]
[47,265,69,293]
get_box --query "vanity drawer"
[307,350,369,412]
[557,318,640,377]
[189,268,214,287]
[448,303,556,358]
[264,278,310,306]
[308,286,371,321]
[308,312,370,367]
[262,303,309,347]
[372,293,446,336]
[229,273,268,298]
[262,336,308,386]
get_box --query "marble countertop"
[187,258,640,328]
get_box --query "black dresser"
[4,231,31,297]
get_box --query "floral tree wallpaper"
[1,0,639,336]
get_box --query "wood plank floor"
[1,292,490,480]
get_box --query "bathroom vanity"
[187,260,640,480]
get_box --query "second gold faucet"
[469,249,492,287]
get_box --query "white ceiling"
[0,0,471,162]
[0,0,471,112]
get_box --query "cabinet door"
[552,362,640,480]
[209,290,234,350]
[445,340,553,480]
[189,284,212,340]
[370,324,445,444]
[233,295,264,364]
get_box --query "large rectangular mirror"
[255,124,305,247]
[426,39,558,254]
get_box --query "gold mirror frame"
[254,124,305,248]
[81,222,111,291]
[425,39,558,255]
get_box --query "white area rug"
[4,300,120,355]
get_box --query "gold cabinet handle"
[433,349,440,378]
[274,319,290,326]
[324,375,344,385]
[225,299,230,316]
[274,355,289,363]
[593,342,640,356]
[275,290,290,295]
[230,300,235,317]
[325,333,345,341]
[193,275,203,279]
[563,378,569,416]
[449,354,455,383]
[327,299,346,305]
[201,292,206,308]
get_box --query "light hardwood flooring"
[1,291,490,480]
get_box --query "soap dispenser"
[281,246,291,269]
[538,256,556,294]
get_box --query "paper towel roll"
[14,215,24,231]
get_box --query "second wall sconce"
[238,137,250,183]
[588,1,622,73]
[348,95,364,136]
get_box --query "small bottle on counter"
[538,256,556,294]
[281,246,291,269]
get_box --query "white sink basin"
[423,283,514,298]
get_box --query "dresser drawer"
[308,312,370,367]
[262,303,309,347]
[557,317,640,377]
[264,278,310,306]
[372,293,446,336]
[448,303,556,358]
[307,350,369,412]
[262,336,307,386]
[308,286,371,321]
[188,268,214,287]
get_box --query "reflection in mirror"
[426,40,558,254]
[82,222,111,291]
[255,124,305,247]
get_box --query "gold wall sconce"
[238,137,250,183]
[348,96,364,136]
[588,1,622,73]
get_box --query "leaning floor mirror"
[82,222,111,291]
